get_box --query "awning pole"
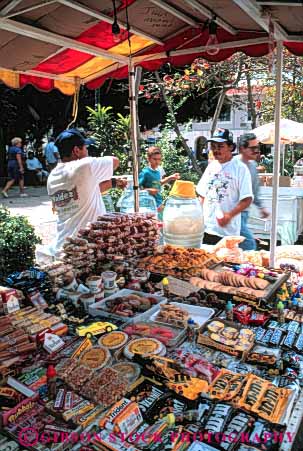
[270,41,283,267]
[128,60,140,212]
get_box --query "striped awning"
[0,0,302,95]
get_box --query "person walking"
[44,136,59,171]
[237,132,269,250]
[196,129,253,245]
[1,137,28,198]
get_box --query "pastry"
[79,346,110,370]
[207,321,224,333]
[112,362,141,384]
[98,331,128,350]
[124,338,165,358]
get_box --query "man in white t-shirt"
[196,129,253,245]
[47,128,120,254]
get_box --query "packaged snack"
[129,381,166,418]
[283,331,297,349]
[99,398,143,439]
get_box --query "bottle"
[226,300,234,321]
[117,176,158,216]
[277,301,285,323]
[102,191,115,212]
[47,365,57,400]
[187,319,197,343]
[162,277,170,299]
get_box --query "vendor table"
[248,187,303,245]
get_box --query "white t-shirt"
[47,156,113,253]
[196,157,253,237]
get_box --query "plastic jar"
[163,181,204,248]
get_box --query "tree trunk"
[246,71,257,129]
[155,71,202,176]
[210,89,227,136]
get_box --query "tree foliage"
[0,207,41,278]
[86,104,131,175]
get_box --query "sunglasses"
[247,146,260,152]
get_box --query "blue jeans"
[239,211,256,251]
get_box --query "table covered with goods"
[2,213,303,451]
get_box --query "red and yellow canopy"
[0,0,302,95]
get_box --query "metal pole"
[282,144,285,175]
[135,66,142,170]
[270,41,283,267]
[128,61,140,212]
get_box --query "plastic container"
[89,289,166,323]
[163,181,204,248]
[150,302,215,328]
[117,176,158,216]
[122,320,186,347]
[103,191,115,212]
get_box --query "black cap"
[208,129,234,143]
[55,128,95,148]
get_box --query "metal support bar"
[134,66,142,102]
[183,0,237,34]
[149,0,200,27]
[0,0,22,16]
[0,18,128,64]
[233,0,288,40]
[57,0,164,45]
[135,66,142,169]
[3,1,57,19]
[270,40,283,267]
[129,61,140,212]
[133,37,270,63]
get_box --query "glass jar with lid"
[163,180,204,248]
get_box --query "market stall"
[0,0,303,264]
[1,2,303,450]
[1,213,303,451]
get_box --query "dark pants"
[203,232,222,245]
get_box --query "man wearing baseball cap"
[47,128,122,254]
[196,129,253,245]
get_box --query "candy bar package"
[282,331,297,349]
[128,380,167,419]
[220,412,253,451]
[204,403,233,435]
[247,346,281,367]
[144,393,188,422]
[295,334,303,353]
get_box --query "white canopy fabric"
[252,119,303,144]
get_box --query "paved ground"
[0,186,57,245]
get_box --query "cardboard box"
[259,175,291,187]
[0,287,20,314]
